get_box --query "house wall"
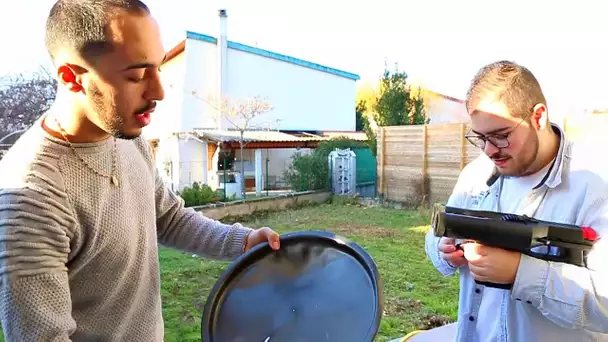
[180,38,220,130]
[424,93,470,124]
[221,46,357,131]
[153,135,209,192]
[174,33,358,133]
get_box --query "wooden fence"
[376,116,608,205]
[376,123,480,205]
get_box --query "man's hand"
[244,227,280,252]
[439,237,467,268]
[462,243,521,285]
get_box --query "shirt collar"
[540,123,568,189]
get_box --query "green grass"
[0,202,460,342]
[161,202,460,342]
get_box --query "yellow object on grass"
[400,330,425,341]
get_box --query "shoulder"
[0,125,67,190]
[564,139,608,186]
[0,125,74,219]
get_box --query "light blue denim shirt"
[425,124,608,342]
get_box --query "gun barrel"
[439,212,539,251]
[432,204,597,252]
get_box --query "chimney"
[218,9,227,38]
[217,9,228,130]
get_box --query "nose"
[145,70,165,102]
[483,141,499,156]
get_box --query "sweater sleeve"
[154,168,253,260]
[0,187,77,341]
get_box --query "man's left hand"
[244,227,281,252]
[463,243,521,285]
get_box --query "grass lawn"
[160,201,460,342]
[0,201,460,342]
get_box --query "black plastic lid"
[201,230,384,342]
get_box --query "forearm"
[511,252,608,332]
[157,204,253,260]
[155,175,253,260]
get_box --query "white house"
[143,9,362,195]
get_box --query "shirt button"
[469,316,475,321]
[475,288,481,294]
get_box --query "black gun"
[431,203,599,289]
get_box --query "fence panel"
[376,123,481,205]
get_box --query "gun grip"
[455,244,513,290]
[474,280,513,290]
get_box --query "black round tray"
[201,230,383,342]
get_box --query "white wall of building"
[222,46,357,131]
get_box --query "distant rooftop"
[164,31,360,81]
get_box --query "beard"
[495,130,540,177]
[88,83,146,140]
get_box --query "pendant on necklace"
[111,175,119,187]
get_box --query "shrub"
[179,182,221,207]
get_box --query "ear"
[531,103,548,130]
[56,64,86,93]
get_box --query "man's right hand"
[439,237,467,268]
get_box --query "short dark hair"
[45,0,150,62]
[465,60,547,119]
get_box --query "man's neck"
[526,125,560,176]
[43,99,111,144]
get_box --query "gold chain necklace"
[52,117,120,187]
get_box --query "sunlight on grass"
[409,224,431,233]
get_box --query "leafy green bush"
[283,137,367,191]
[179,182,221,207]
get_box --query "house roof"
[188,129,367,149]
[195,129,322,143]
[163,31,360,81]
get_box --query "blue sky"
[2,0,607,117]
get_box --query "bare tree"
[0,67,57,143]
[192,91,275,197]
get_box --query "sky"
[1,0,607,120]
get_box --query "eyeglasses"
[465,118,525,150]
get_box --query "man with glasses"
[423,61,608,342]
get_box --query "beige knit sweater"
[0,118,252,341]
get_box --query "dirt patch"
[383,298,423,316]
[330,223,402,238]
[420,314,453,329]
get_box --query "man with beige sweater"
[0,1,280,341]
